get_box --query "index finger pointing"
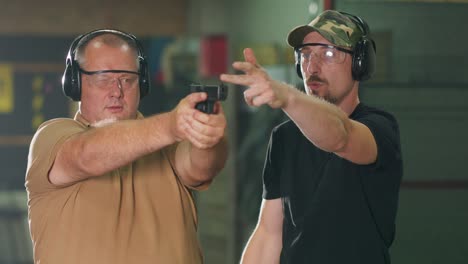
[220,73,254,86]
[228,61,259,74]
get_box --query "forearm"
[282,86,351,152]
[185,136,228,184]
[241,225,282,264]
[58,112,176,179]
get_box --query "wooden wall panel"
[0,0,187,36]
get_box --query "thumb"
[186,92,207,105]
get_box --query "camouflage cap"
[287,10,364,49]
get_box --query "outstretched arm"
[49,92,227,186]
[221,48,377,164]
[49,111,178,185]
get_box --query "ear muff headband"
[339,12,376,81]
[62,29,150,101]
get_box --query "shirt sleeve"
[358,112,402,170]
[163,143,213,191]
[25,118,85,197]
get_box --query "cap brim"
[287,25,342,48]
[287,25,316,48]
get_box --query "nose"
[109,78,123,98]
[304,58,321,77]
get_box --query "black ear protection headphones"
[295,11,376,81]
[62,29,150,101]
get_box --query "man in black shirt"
[221,10,403,264]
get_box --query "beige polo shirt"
[25,112,205,264]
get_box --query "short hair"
[74,32,139,69]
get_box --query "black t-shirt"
[262,103,403,264]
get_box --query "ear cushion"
[132,36,150,99]
[62,33,84,102]
[138,56,150,98]
[296,63,303,79]
[62,55,82,101]
[295,49,303,79]
[351,38,376,81]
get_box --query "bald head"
[75,33,139,70]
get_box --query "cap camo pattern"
[287,10,364,48]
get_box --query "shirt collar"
[73,111,145,127]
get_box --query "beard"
[321,91,340,105]
[307,75,353,105]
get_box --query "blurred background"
[1,0,467,263]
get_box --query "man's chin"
[105,109,136,120]
[311,90,326,99]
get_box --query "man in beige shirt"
[25,29,228,264]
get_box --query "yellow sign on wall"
[0,64,14,113]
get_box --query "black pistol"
[190,83,228,114]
